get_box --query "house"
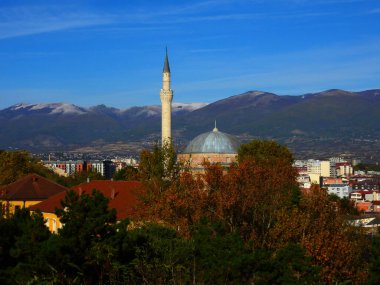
[354,201,372,212]
[297,174,311,190]
[321,177,343,187]
[351,180,380,191]
[350,190,373,201]
[350,217,380,234]
[29,180,143,233]
[335,162,353,177]
[0,174,68,216]
[327,184,352,199]
[372,201,380,212]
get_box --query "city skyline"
[0,0,379,109]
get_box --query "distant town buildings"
[294,157,380,213]
[43,158,138,179]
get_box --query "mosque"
[159,50,240,170]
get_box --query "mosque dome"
[183,126,240,154]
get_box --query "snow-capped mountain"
[5,102,208,117]
[172,102,209,112]
[8,103,88,115]
[2,89,380,156]
[0,101,210,150]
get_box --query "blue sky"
[0,0,379,109]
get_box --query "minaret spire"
[160,48,173,146]
[163,47,170,73]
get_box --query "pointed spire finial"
[163,47,170,73]
[213,120,218,132]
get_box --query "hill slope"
[1,89,380,159]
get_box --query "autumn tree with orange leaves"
[136,140,368,284]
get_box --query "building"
[350,217,380,234]
[158,50,240,171]
[43,160,87,177]
[327,184,352,199]
[177,125,240,171]
[321,177,343,187]
[351,180,380,191]
[0,174,68,216]
[306,160,331,183]
[373,201,380,212]
[160,48,173,145]
[29,180,142,233]
[44,160,116,179]
[297,174,311,190]
[350,190,375,202]
[354,201,372,212]
[335,162,353,177]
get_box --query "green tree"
[0,208,51,285]
[115,223,192,284]
[366,233,380,285]
[238,139,293,165]
[0,150,69,186]
[191,219,249,284]
[113,165,139,181]
[47,189,117,284]
[137,142,182,219]
[138,142,179,185]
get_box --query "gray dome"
[184,128,240,154]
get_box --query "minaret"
[160,48,173,146]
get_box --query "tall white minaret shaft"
[160,48,173,146]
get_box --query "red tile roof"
[0,174,68,201]
[29,180,143,220]
[323,178,343,185]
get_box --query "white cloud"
[0,5,115,39]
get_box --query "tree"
[238,139,293,165]
[366,232,380,285]
[138,154,299,245]
[115,223,193,284]
[270,185,368,283]
[135,142,183,222]
[113,165,139,181]
[138,142,179,185]
[48,189,117,284]
[0,208,51,284]
[0,150,71,187]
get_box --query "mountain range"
[1,89,380,159]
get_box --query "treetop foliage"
[0,141,377,284]
[238,139,294,165]
[0,150,104,187]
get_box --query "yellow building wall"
[178,153,237,168]
[41,212,62,234]
[320,161,331,177]
[1,200,42,215]
[309,173,320,184]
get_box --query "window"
[52,219,57,233]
